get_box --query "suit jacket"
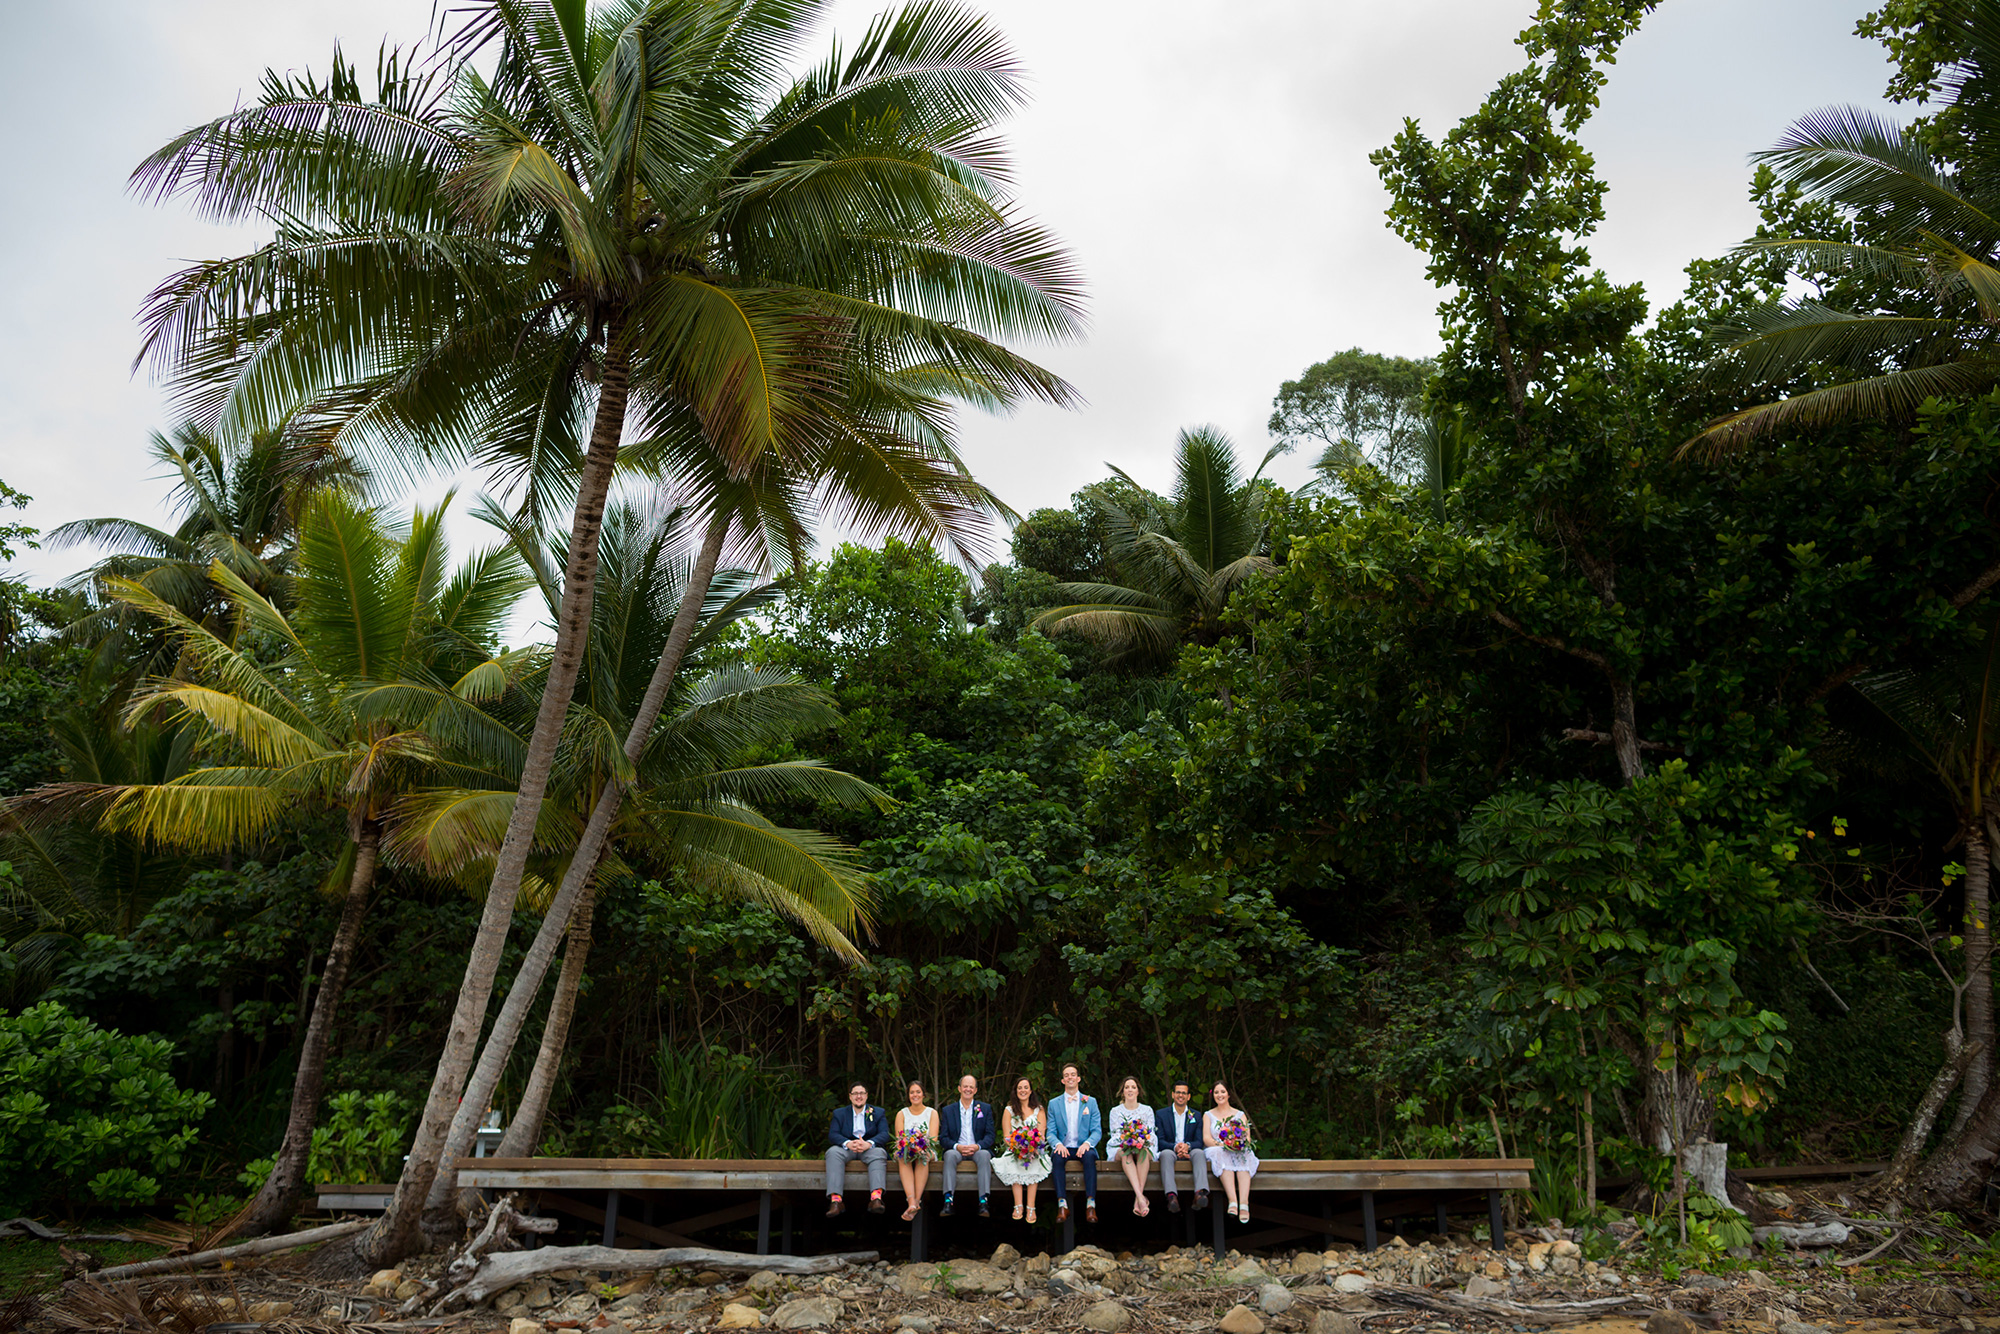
[827,1104,891,1150]
[937,1099,995,1153]
[1156,1104,1203,1152]
[1044,1092,1102,1152]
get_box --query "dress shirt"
[1063,1092,1080,1146]
[1172,1110,1187,1146]
[957,1100,977,1148]
[851,1107,867,1139]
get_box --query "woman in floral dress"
[1203,1080,1259,1223]
[1104,1076,1158,1217]
[894,1080,937,1221]
[992,1076,1050,1222]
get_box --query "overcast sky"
[0,0,1897,596]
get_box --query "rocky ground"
[176,1223,1993,1334]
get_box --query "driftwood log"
[437,1246,878,1309]
[1367,1283,1642,1327]
[0,1217,147,1244]
[91,1218,372,1281]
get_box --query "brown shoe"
[1086,1205,1098,1224]
[1056,1203,1070,1224]
[825,1198,844,1217]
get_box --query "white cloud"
[0,0,1894,595]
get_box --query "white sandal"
[1226,1202,1239,1218]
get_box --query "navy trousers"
[1051,1146,1098,1203]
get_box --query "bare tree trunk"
[1911,1075,2000,1211]
[358,335,632,1269]
[1582,1089,1596,1211]
[1953,822,1993,1136]
[236,821,380,1238]
[1876,1031,1975,1198]
[498,876,600,1160]
[421,512,731,1220]
[1608,676,1643,785]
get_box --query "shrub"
[0,1002,212,1211]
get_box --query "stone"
[1292,1253,1323,1276]
[1409,1257,1433,1286]
[694,1270,725,1286]
[1551,1255,1580,1276]
[509,1320,544,1334]
[1218,1304,1266,1334]
[597,1321,630,1334]
[1311,1314,1362,1334]
[1026,1252,1052,1274]
[1225,1259,1268,1284]
[1081,1300,1132,1332]
[1332,1273,1372,1293]
[1526,1242,1552,1272]
[319,1308,344,1322]
[1454,1252,1484,1274]
[1742,1270,1778,1290]
[1766,1306,1803,1327]
[247,1302,294,1323]
[1552,1239,1580,1258]
[938,1259,1013,1295]
[1778,1324,1831,1334]
[1753,1223,1852,1249]
[393,1280,425,1302]
[616,1273,652,1297]
[1257,1283,1295,1315]
[658,1291,708,1313]
[1465,1276,1506,1299]
[526,1284,556,1310]
[717,1304,763,1329]
[1160,1256,1200,1277]
[746,1272,785,1293]
[1758,1189,1795,1210]
[895,1263,940,1296]
[991,1242,1021,1269]
[606,1295,650,1317]
[1050,1268,1084,1294]
[1484,1260,1505,1280]
[770,1297,842,1329]
[1645,1314,1702,1334]
[368,1269,402,1297]
[894,1319,935,1333]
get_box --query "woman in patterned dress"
[894,1080,937,1221]
[1104,1076,1159,1216]
[992,1076,1050,1222]
[1203,1080,1259,1223]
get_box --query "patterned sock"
[943,1192,954,1203]
[870,1188,883,1200]
[830,1193,841,1202]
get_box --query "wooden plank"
[460,1167,1531,1194]
[463,1156,1535,1174]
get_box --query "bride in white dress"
[992,1076,1051,1222]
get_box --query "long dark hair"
[1010,1076,1044,1119]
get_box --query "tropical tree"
[22,495,532,1235]
[1270,347,1434,478]
[1689,0,2000,449]
[130,0,1081,1261]
[1032,427,1278,667]
[48,426,361,679]
[398,497,885,1218]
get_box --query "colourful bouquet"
[1217,1119,1253,1154]
[1115,1115,1153,1161]
[894,1126,934,1164]
[1002,1120,1046,1163]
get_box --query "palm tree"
[1032,427,1279,666]
[1687,1,2000,450]
[1831,614,2000,1202]
[131,5,1081,1260]
[396,497,885,1214]
[47,425,361,679]
[26,494,532,1235]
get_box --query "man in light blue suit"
[1044,1062,1101,1223]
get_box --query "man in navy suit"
[936,1073,995,1217]
[824,1082,889,1216]
[1154,1079,1210,1212]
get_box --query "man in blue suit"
[1154,1079,1210,1212]
[1045,1062,1101,1223]
[823,1082,889,1216]
[936,1073,995,1217]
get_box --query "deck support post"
[1488,1189,1505,1248]
[1435,1201,1450,1237]
[1061,1201,1075,1256]
[1360,1190,1377,1252]
[910,1205,928,1263]
[1210,1194,1225,1260]
[756,1191,772,1256]
[781,1196,794,1255]
[601,1189,621,1248]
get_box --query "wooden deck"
[323,1157,1533,1262]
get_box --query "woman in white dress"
[894,1080,937,1221]
[992,1076,1050,1222]
[1104,1076,1159,1217]
[1203,1080,1260,1222]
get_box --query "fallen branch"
[1842,1225,1912,1267]
[90,1218,372,1281]
[395,1196,558,1315]
[1366,1282,1640,1327]
[0,1217,146,1244]
[438,1246,877,1310]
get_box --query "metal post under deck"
[1488,1190,1506,1248]
[1360,1190,1377,1252]
[601,1189,621,1247]
[1210,1194,1226,1260]
[781,1196,794,1255]
[910,1206,928,1263]
[1436,1201,1450,1236]
[756,1191,772,1255]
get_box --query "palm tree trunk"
[497,876,600,1160]
[360,333,632,1268]
[238,821,380,1238]
[1911,1075,2000,1210]
[419,513,731,1220]
[1953,820,1994,1136]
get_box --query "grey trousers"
[1160,1146,1210,1195]
[824,1143,887,1196]
[943,1147,991,1197]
